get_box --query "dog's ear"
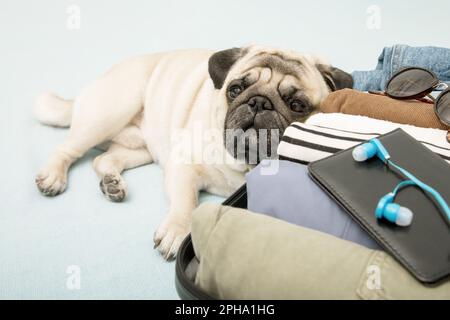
[316,64,353,91]
[208,47,246,89]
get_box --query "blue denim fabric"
[352,44,450,91]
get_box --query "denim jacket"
[352,44,450,91]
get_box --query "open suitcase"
[175,184,247,300]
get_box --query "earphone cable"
[387,160,450,221]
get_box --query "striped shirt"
[277,114,450,165]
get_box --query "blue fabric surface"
[246,160,381,250]
[0,10,227,296]
[0,115,224,299]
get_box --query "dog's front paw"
[35,169,67,196]
[99,174,127,202]
[153,216,190,261]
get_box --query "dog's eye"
[228,85,243,99]
[290,100,308,113]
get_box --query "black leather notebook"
[308,129,450,283]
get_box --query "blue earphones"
[352,138,390,163]
[352,138,450,227]
[375,180,415,226]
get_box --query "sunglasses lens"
[386,68,436,98]
[436,90,450,126]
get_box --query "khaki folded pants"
[192,203,450,299]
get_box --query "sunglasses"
[369,67,450,141]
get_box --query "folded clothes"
[320,88,449,130]
[277,113,450,165]
[246,160,381,249]
[191,203,450,299]
[352,44,450,91]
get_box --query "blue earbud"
[352,139,390,163]
[352,138,450,227]
[375,180,415,226]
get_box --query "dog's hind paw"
[99,174,127,202]
[35,171,67,196]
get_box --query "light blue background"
[1,0,449,299]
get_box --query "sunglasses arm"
[426,94,436,102]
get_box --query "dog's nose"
[248,96,273,112]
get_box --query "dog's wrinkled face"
[208,46,353,163]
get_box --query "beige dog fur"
[34,46,339,259]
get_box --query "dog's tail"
[34,92,74,127]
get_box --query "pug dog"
[34,45,352,259]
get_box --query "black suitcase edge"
[175,234,217,300]
[221,184,248,208]
[175,184,248,300]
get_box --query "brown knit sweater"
[320,88,449,130]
